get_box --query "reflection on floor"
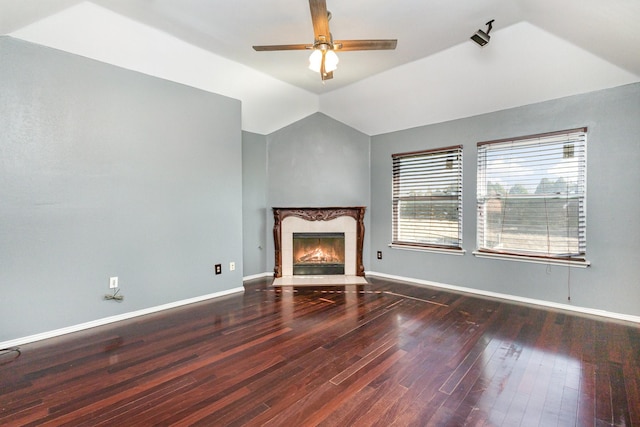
[3,276,639,425]
[272,275,369,286]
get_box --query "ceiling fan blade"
[334,39,398,51]
[253,44,311,51]
[309,0,330,41]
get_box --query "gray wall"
[0,37,243,342]
[370,83,640,317]
[266,113,371,273]
[242,131,267,276]
[3,34,637,343]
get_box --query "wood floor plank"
[329,338,397,385]
[1,277,639,426]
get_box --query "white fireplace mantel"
[272,207,366,278]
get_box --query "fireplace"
[293,232,345,275]
[273,207,366,278]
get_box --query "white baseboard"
[0,286,244,349]
[5,272,636,349]
[365,271,640,324]
[243,272,274,281]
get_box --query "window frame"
[474,128,589,267]
[391,145,463,252]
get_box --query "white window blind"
[392,145,463,249]
[477,128,587,260]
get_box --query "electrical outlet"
[229,262,235,271]
[109,277,119,289]
[215,264,222,275]
[377,251,382,260]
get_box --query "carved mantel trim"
[273,207,366,278]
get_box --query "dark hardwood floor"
[1,276,639,426]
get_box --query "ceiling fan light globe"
[324,50,339,72]
[308,49,323,72]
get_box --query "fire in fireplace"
[292,232,345,275]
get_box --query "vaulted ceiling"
[3,0,639,135]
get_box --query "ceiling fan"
[253,0,397,81]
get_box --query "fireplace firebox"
[293,232,345,275]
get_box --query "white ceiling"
[3,0,640,135]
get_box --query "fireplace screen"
[292,232,345,275]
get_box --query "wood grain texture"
[1,276,639,426]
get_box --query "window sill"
[388,244,466,256]
[472,251,591,268]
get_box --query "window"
[392,145,463,250]
[476,128,587,261]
